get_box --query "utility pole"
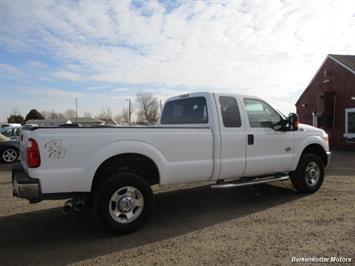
[75,97,78,123]
[127,99,132,124]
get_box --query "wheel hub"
[305,161,320,187]
[309,169,316,178]
[108,186,144,224]
[118,196,135,212]
[3,149,17,163]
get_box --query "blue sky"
[0,0,354,121]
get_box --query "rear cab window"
[161,97,208,124]
[219,96,241,127]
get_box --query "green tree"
[25,109,45,122]
[7,114,24,124]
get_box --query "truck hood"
[298,123,325,134]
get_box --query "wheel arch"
[291,135,329,171]
[91,153,160,192]
[300,144,328,166]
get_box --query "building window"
[344,108,355,141]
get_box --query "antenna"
[75,97,78,123]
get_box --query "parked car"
[12,92,330,234]
[1,126,22,140]
[0,123,22,128]
[0,133,19,163]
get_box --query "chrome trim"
[326,151,331,165]
[211,175,290,189]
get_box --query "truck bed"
[20,127,214,193]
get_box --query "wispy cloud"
[51,70,85,82]
[0,63,23,76]
[27,61,47,69]
[85,86,111,91]
[20,88,81,98]
[111,88,130,92]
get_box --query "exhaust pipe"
[73,199,86,212]
[62,199,74,215]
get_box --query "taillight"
[27,138,41,168]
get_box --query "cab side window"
[219,96,241,127]
[161,97,208,124]
[243,99,281,128]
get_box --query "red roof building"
[296,54,355,149]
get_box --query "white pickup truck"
[13,92,330,234]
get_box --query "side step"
[211,175,290,189]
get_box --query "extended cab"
[12,92,330,234]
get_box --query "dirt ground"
[0,151,354,266]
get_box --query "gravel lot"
[0,151,354,265]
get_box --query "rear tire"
[92,172,153,235]
[290,153,324,193]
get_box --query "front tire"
[290,153,324,193]
[92,172,153,235]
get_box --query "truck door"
[242,98,294,177]
[217,95,247,179]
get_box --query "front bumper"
[12,163,41,202]
[326,151,331,166]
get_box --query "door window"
[243,99,281,128]
[219,96,241,127]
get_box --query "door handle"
[248,134,254,145]
[285,146,292,152]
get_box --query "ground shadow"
[0,183,307,265]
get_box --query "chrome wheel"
[304,161,320,187]
[108,186,144,224]
[2,148,18,163]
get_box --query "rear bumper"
[12,163,41,202]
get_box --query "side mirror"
[288,113,299,131]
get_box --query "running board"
[211,175,290,189]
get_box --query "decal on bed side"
[44,139,66,159]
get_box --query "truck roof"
[165,91,262,102]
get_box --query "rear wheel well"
[92,153,160,192]
[301,144,327,166]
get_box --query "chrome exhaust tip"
[62,199,74,214]
[73,199,86,212]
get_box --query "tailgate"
[19,129,30,167]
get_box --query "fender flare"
[291,136,328,170]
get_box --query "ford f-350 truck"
[12,92,330,234]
